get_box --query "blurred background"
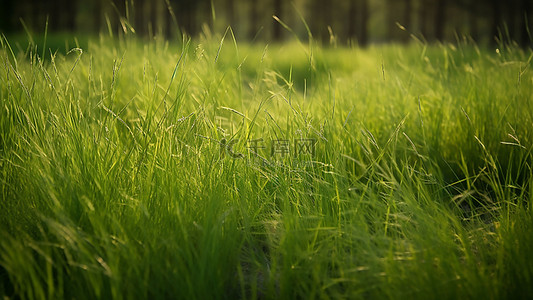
[0,0,531,46]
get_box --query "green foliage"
[1,32,532,299]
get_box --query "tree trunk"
[434,0,445,41]
[320,0,331,43]
[227,0,235,28]
[402,0,412,42]
[517,0,533,47]
[249,0,258,40]
[165,1,173,38]
[386,0,393,41]
[419,0,431,40]
[521,0,532,47]
[359,0,369,46]
[135,0,146,36]
[272,0,283,41]
[114,0,127,35]
[490,0,502,44]
[93,0,102,33]
[347,0,356,41]
[0,0,13,31]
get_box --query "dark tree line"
[1,0,531,47]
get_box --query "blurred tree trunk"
[45,0,59,31]
[348,0,369,45]
[315,0,331,43]
[165,0,173,38]
[468,11,479,42]
[227,0,235,29]
[310,0,325,42]
[5,0,532,46]
[151,0,164,37]
[419,0,431,40]
[387,0,410,42]
[490,0,502,44]
[309,0,319,41]
[386,0,399,41]
[402,0,412,42]
[93,0,102,33]
[503,0,518,42]
[65,0,76,31]
[520,0,532,47]
[114,0,127,35]
[197,0,211,34]
[249,0,258,40]
[359,0,369,46]
[134,0,146,36]
[0,0,13,31]
[181,1,198,36]
[272,0,283,41]
[434,0,445,41]
[31,0,43,30]
[347,0,356,41]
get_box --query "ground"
[0,33,532,299]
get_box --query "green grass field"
[1,31,532,299]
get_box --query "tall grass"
[1,29,532,299]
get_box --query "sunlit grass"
[1,31,532,299]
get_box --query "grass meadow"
[1,29,533,299]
